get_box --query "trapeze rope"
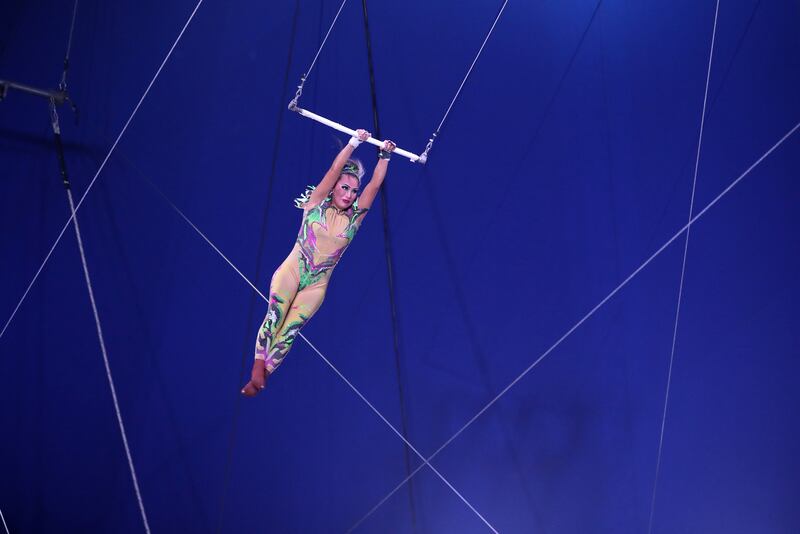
[348,119,800,531]
[289,0,510,164]
[139,178,499,533]
[648,2,720,532]
[290,0,348,105]
[59,0,79,91]
[0,0,206,342]
[419,0,509,163]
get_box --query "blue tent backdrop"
[1,0,798,532]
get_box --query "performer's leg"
[255,274,298,362]
[242,263,298,396]
[265,283,327,373]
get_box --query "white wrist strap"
[348,136,362,148]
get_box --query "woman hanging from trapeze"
[241,129,396,396]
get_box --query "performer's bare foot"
[241,359,268,397]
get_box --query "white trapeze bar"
[289,103,425,163]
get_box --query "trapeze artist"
[241,129,396,396]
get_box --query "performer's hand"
[382,140,396,152]
[356,129,371,142]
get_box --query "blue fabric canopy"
[1,1,798,532]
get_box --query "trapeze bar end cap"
[288,100,299,112]
[417,154,428,164]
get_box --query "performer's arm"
[308,129,370,206]
[358,140,396,210]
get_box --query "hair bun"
[341,159,364,181]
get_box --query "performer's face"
[332,175,359,210]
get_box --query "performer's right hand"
[355,129,371,142]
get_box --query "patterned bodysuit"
[254,188,369,373]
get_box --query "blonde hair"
[340,158,365,182]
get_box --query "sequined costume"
[254,187,369,372]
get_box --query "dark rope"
[360,0,418,530]
[60,0,80,90]
[214,2,301,532]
